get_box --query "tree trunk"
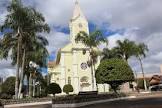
[138,56,147,91]
[90,48,95,91]
[29,73,33,97]
[33,78,36,97]
[18,48,26,98]
[26,74,30,96]
[15,28,21,99]
[90,62,94,91]
[92,61,97,91]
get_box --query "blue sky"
[0,0,162,77]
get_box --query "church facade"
[48,1,109,94]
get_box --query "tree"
[47,83,61,96]
[134,43,149,91]
[20,37,49,98]
[75,30,107,90]
[101,48,122,61]
[114,39,136,62]
[0,0,50,98]
[137,79,149,90]
[96,58,134,93]
[2,77,16,96]
[63,84,74,95]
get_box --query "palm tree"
[0,0,50,98]
[75,30,107,91]
[101,48,122,61]
[18,36,49,98]
[115,39,136,62]
[26,38,49,97]
[135,43,149,91]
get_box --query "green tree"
[63,84,74,95]
[0,0,50,98]
[47,83,62,96]
[2,76,16,96]
[101,48,122,61]
[20,37,49,98]
[114,39,136,62]
[75,30,107,90]
[134,43,149,91]
[96,58,134,93]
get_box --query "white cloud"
[0,59,16,79]
[46,30,70,54]
[0,0,162,77]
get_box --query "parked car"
[149,84,162,91]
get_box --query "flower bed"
[52,93,126,104]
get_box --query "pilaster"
[72,50,79,94]
[60,53,66,90]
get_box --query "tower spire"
[75,0,79,4]
[72,0,86,21]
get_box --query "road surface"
[5,96,162,108]
[82,97,162,108]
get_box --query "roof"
[61,43,73,52]
[48,61,56,68]
[136,72,162,78]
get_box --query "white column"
[60,53,66,90]
[72,50,79,94]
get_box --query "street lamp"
[28,61,39,97]
[35,81,41,97]
[29,61,39,69]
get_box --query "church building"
[48,1,109,94]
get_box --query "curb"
[4,101,52,108]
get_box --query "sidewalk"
[4,101,52,108]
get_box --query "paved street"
[5,96,162,108]
[82,97,162,108]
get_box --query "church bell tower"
[69,0,89,45]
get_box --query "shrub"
[0,93,12,99]
[96,58,134,93]
[63,84,74,95]
[47,83,61,96]
[1,76,15,96]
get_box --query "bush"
[96,58,134,93]
[47,83,61,96]
[52,93,126,104]
[63,84,74,95]
[0,93,12,99]
[1,76,15,96]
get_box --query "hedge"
[52,93,126,104]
